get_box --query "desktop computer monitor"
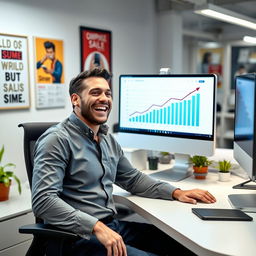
[229,73,256,213]
[117,74,216,181]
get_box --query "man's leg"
[118,220,196,256]
[73,236,160,256]
[72,220,160,256]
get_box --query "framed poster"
[35,37,65,109]
[198,47,224,88]
[231,45,256,89]
[80,26,112,75]
[0,33,30,109]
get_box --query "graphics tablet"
[192,208,253,221]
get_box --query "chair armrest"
[19,223,78,240]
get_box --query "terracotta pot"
[0,182,11,202]
[193,166,208,179]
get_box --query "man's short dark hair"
[69,68,112,96]
[44,41,55,51]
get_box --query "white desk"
[113,149,256,256]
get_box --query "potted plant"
[189,155,212,179]
[0,145,21,201]
[217,160,232,182]
[159,152,172,164]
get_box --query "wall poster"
[80,26,112,77]
[231,45,256,89]
[35,37,65,109]
[198,47,224,88]
[0,33,30,110]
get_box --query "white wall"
[0,0,157,182]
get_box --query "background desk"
[0,182,33,256]
[114,149,256,256]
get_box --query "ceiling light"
[195,3,256,30]
[243,36,256,44]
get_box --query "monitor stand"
[232,179,256,190]
[149,153,192,182]
[228,179,256,213]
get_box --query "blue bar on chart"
[175,102,178,125]
[192,95,195,126]
[129,93,200,127]
[171,104,174,125]
[179,102,182,125]
[196,94,200,126]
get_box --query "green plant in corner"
[0,145,21,194]
[218,160,232,173]
[189,155,212,168]
[160,151,170,156]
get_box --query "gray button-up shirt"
[32,112,177,238]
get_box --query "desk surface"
[114,149,256,256]
[0,182,32,221]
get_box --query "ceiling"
[156,0,256,41]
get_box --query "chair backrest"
[18,122,58,189]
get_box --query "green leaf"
[0,145,21,194]
[189,155,212,167]
[2,177,10,186]
[5,171,14,178]
[0,145,4,163]
[218,160,231,172]
[4,163,16,168]
[13,175,22,194]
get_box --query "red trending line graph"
[129,87,200,117]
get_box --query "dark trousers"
[72,219,196,256]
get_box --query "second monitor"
[117,74,217,181]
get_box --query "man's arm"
[51,61,62,82]
[115,150,216,204]
[32,131,98,238]
[115,152,176,200]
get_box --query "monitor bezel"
[118,73,216,142]
[234,73,256,182]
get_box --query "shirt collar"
[69,112,109,140]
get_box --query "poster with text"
[80,26,112,79]
[35,37,65,109]
[0,33,30,109]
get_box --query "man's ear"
[71,93,80,107]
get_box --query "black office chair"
[18,122,133,255]
[18,122,78,256]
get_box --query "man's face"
[46,47,55,60]
[77,77,112,127]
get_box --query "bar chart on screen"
[119,76,215,135]
[129,87,200,127]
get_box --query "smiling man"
[32,68,215,256]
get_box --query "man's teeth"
[95,106,107,111]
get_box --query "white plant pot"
[218,172,230,182]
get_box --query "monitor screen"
[228,74,256,212]
[233,74,256,183]
[116,74,216,181]
[117,74,216,156]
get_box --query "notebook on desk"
[192,208,253,221]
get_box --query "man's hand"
[93,221,127,256]
[40,55,47,64]
[172,188,216,204]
